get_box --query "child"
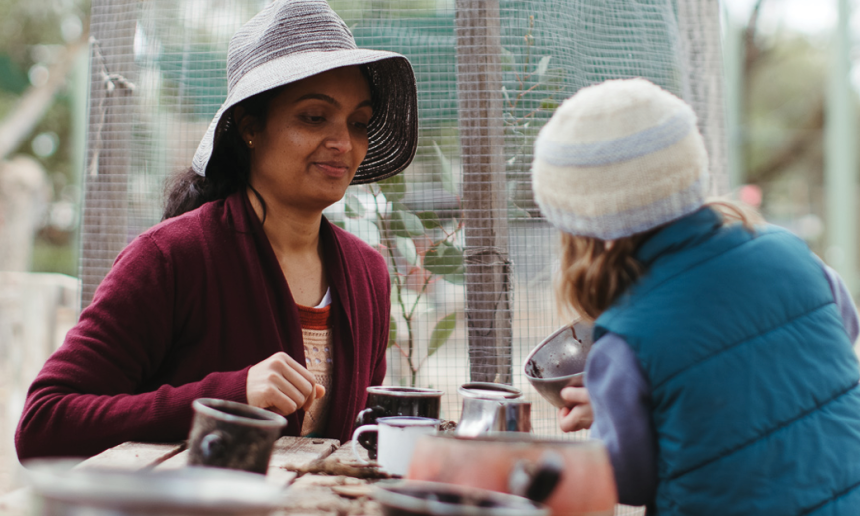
[532,78,860,515]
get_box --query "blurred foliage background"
[0,0,852,279]
[0,0,90,277]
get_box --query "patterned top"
[298,303,333,437]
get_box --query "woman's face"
[242,66,373,213]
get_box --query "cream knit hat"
[531,78,709,240]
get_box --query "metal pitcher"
[456,397,532,437]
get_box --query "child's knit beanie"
[531,78,709,240]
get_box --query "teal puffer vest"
[594,208,860,516]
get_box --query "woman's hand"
[246,352,326,416]
[557,386,594,432]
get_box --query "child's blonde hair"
[556,200,764,322]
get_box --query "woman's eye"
[303,115,325,123]
[353,121,369,131]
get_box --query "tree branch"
[747,96,824,184]
[0,34,89,161]
[744,0,767,75]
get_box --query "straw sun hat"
[192,0,419,184]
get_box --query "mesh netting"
[81,2,725,511]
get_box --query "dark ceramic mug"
[354,386,443,460]
[187,398,287,475]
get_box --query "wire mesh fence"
[80,1,724,512]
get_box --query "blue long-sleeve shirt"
[586,258,860,506]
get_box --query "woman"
[16,0,418,459]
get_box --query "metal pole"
[825,0,858,295]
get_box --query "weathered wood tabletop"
[0,437,387,516]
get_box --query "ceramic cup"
[354,386,443,460]
[352,416,441,476]
[187,398,287,474]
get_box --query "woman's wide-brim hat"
[192,0,419,184]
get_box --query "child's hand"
[557,386,593,432]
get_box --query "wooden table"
[0,437,387,516]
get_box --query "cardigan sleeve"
[15,234,249,460]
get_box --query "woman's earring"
[248,140,253,147]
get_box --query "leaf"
[543,68,566,88]
[345,194,366,219]
[424,242,464,275]
[500,47,515,71]
[389,210,424,238]
[428,312,457,358]
[378,174,406,203]
[536,55,551,81]
[399,211,425,237]
[396,236,417,266]
[444,269,465,285]
[388,316,397,348]
[417,211,442,230]
[344,218,380,247]
[539,98,560,111]
[508,203,532,221]
[432,141,457,195]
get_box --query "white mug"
[351,416,440,476]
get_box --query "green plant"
[343,146,463,387]
[501,14,567,218]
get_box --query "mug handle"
[351,425,379,465]
[355,407,379,427]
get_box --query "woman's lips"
[314,161,350,177]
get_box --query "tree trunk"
[455,0,512,384]
[80,2,137,309]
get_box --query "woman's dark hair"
[161,87,284,221]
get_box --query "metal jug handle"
[507,450,565,503]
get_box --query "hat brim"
[192,49,418,185]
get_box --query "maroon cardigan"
[16,191,390,460]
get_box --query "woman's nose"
[324,122,353,153]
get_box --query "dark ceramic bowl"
[523,321,594,408]
[373,480,549,516]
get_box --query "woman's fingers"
[302,384,327,412]
[259,383,298,416]
[280,352,316,384]
[246,352,319,416]
[270,353,314,400]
